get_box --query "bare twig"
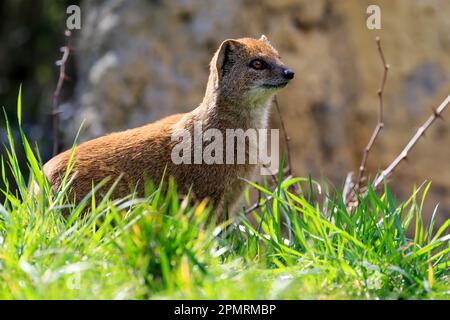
[52,30,72,156]
[244,96,309,217]
[355,37,389,192]
[244,195,273,216]
[262,166,290,187]
[373,93,450,188]
[344,37,449,209]
[274,95,293,176]
[262,165,279,186]
[243,174,293,217]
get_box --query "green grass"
[0,91,448,299]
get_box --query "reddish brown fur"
[44,36,293,220]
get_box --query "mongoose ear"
[259,34,271,45]
[214,39,238,82]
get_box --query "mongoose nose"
[283,68,295,80]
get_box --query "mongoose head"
[209,35,294,107]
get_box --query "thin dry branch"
[355,37,389,192]
[243,167,291,217]
[244,175,292,216]
[263,165,290,187]
[274,95,293,176]
[234,89,294,218]
[52,30,72,156]
[373,93,450,188]
[243,194,273,217]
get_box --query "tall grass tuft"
[0,89,448,299]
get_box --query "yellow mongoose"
[44,35,294,219]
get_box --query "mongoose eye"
[249,59,266,70]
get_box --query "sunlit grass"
[0,90,448,299]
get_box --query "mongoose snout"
[282,68,295,80]
[43,35,293,221]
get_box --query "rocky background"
[1,0,449,223]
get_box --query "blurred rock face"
[70,0,450,221]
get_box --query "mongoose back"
[44,35,294,220]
